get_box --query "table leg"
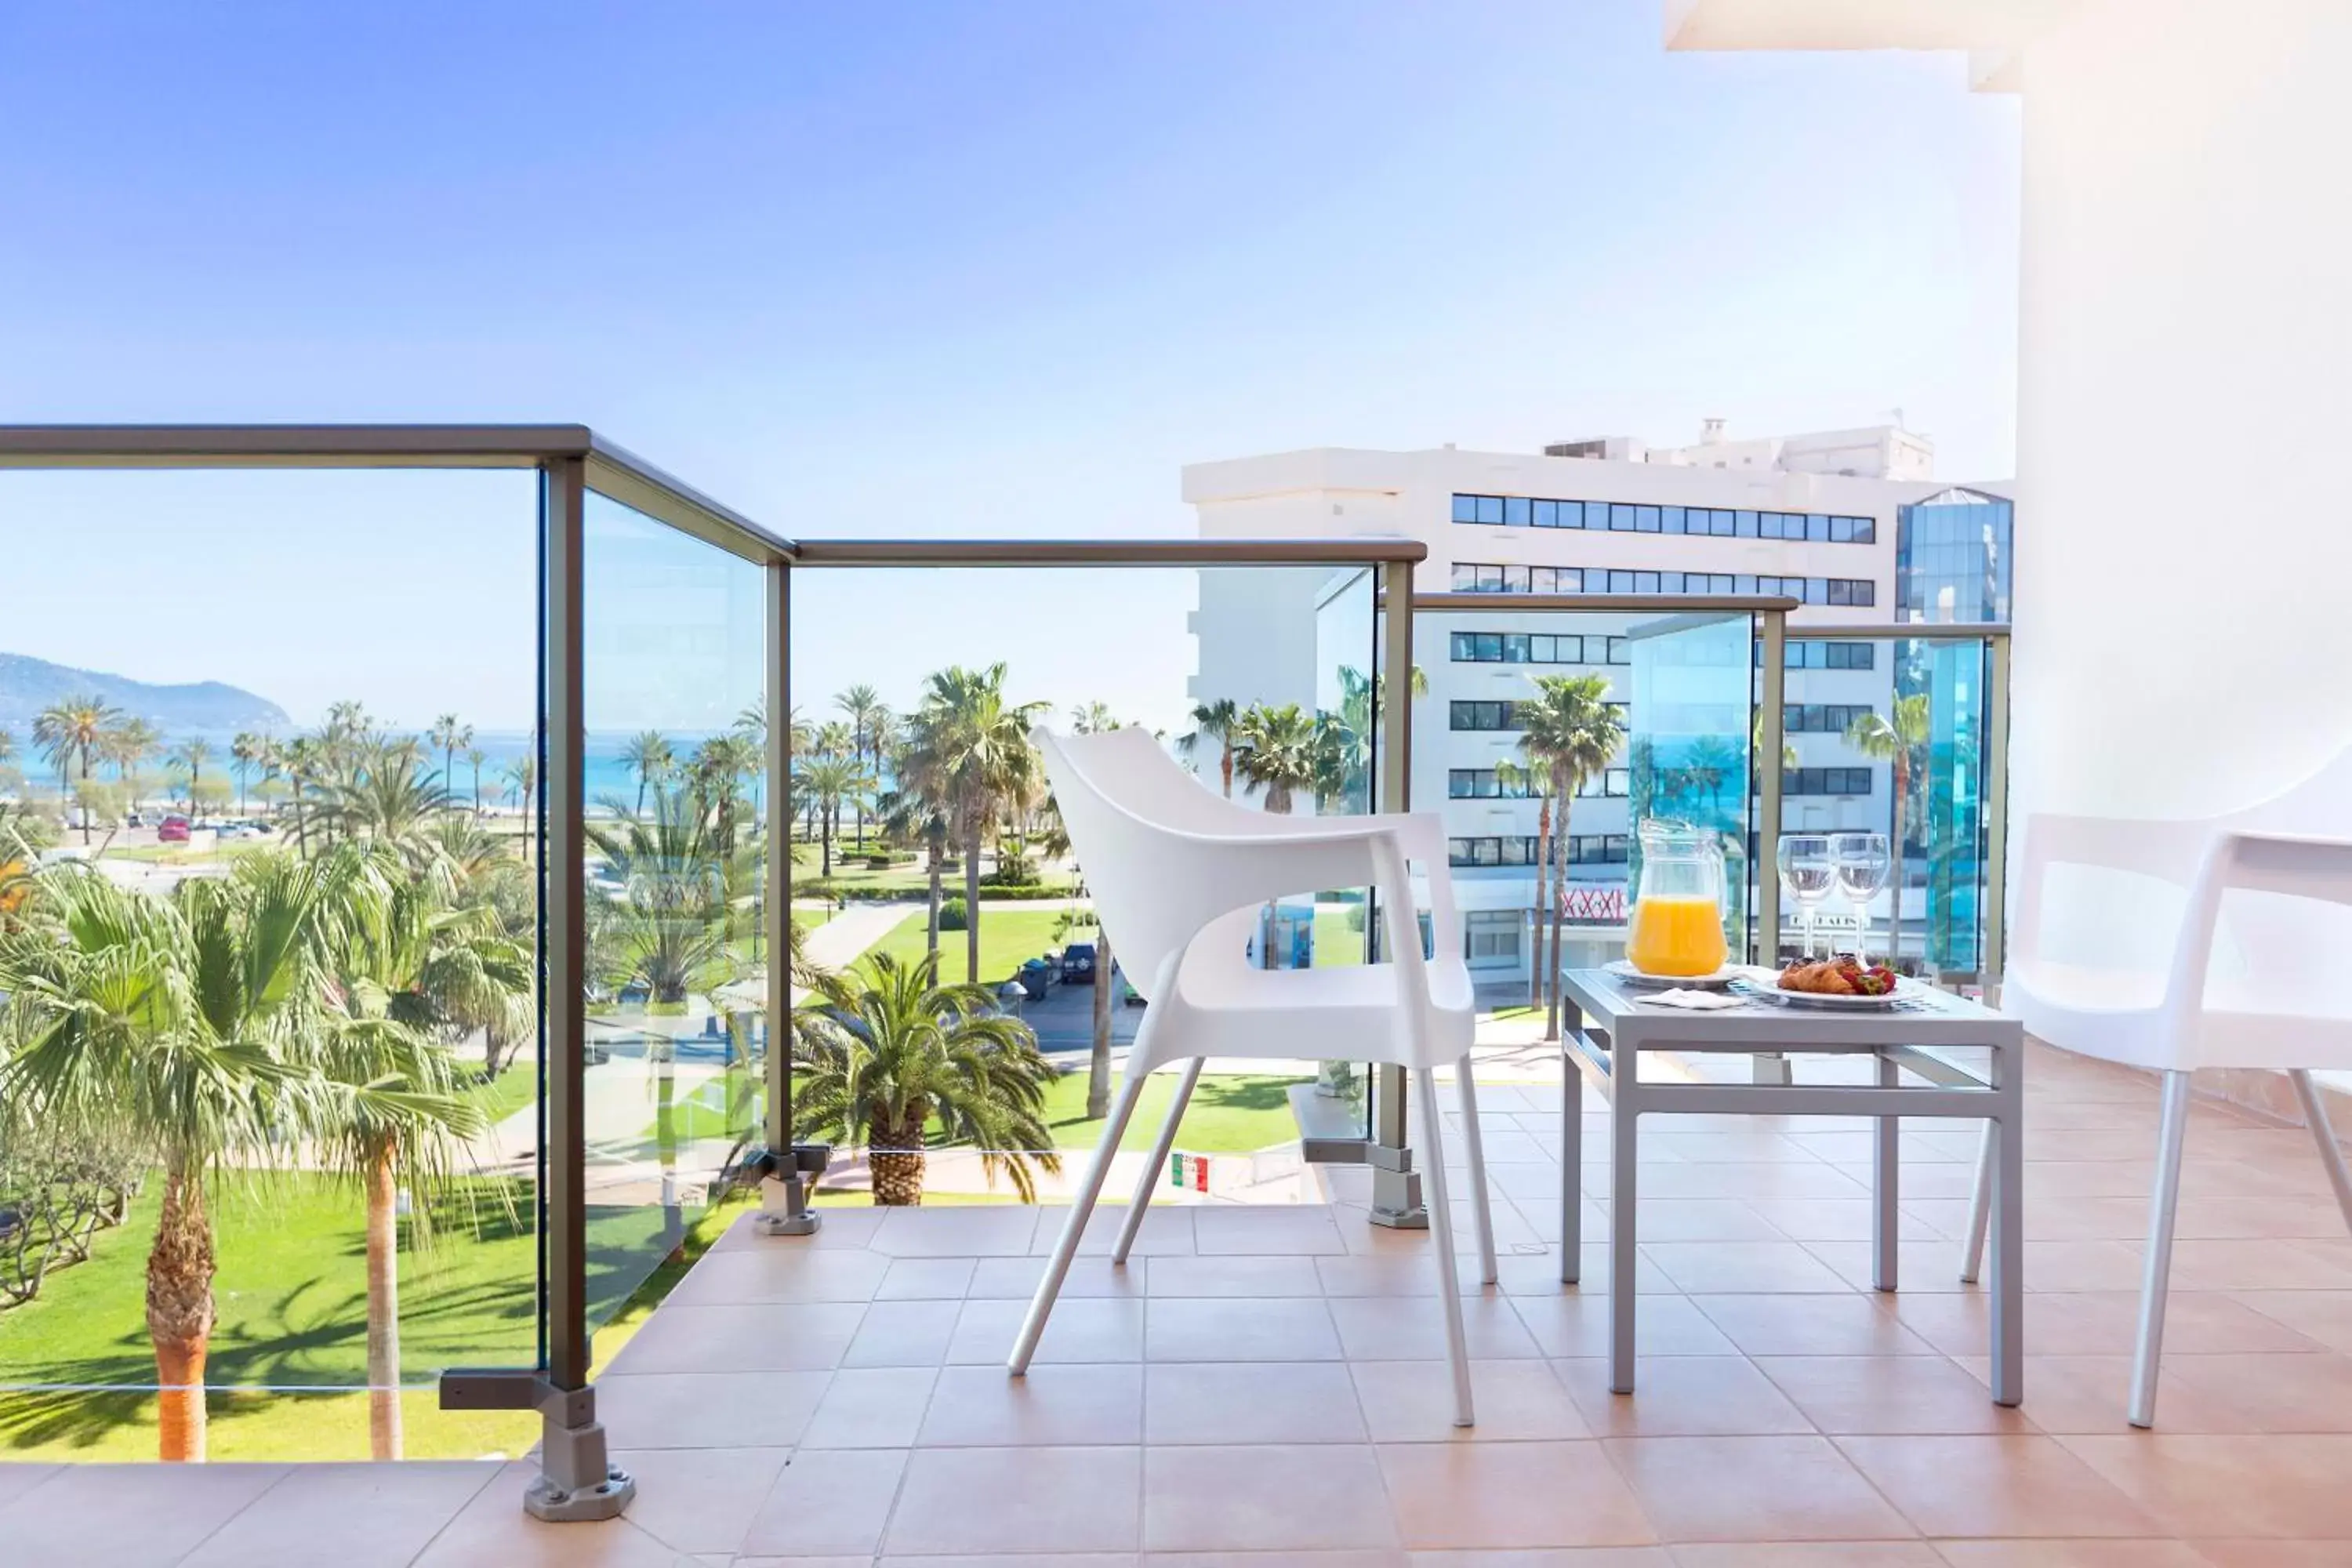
[1610,1055,1639,1394]
[1873,1050,1900,1293]
[1989,1049,2025,1406]
[1561,1002,1583,1284]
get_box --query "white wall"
[2010,0,2352,956]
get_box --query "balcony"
[3,426,2350,1563]
[4,1041,2351,1559]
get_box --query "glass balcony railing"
[0,426,2013,1532]
[0,459,546,1464]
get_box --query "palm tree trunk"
[870,1112,927,1205]
[148,1164,215,1462]
[926,849,943,956]
[1530,795,1552,1010]
[1219,744,1233,798]
[1888,757,1909,971]
[964,828,982,984]
[1087,927,1114,1119]
[820,808,834,878]
[364,1144,404,1461]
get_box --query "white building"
[1185,423,2012,989]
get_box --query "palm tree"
[902,665,1046,984]
[1683,734,1744,825]
[166,738,212,817]
[333,745,454,847]
[1518,673,1624,1031]
[282,736,324,858]
[0,856,343,1460]
[462,745,488,817]
[102,717,162,800]
[1843,693,1933,969]
[797,753,871,878]
[1231,702,1323,815]
[837,684,889,851]
[229,731,266,815]
[503,753,535,816]
[33,696,120,841]
[301,848,489,1460]
[588,786,750,1004]
[794,952,1060,1204]
[621,730,673,815]
[426,715,470,812]
[877,769,953,956]
[1066,706,1122,1118]
[1184,698,1241,797]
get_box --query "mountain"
[0,653,290,731]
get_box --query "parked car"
[158,815,191,844]
[1059,942,1098,985]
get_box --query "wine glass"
[1831,831,1891,966]
[1776,833,1836,960]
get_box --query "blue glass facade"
[1893,488,2011,973]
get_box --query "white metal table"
[1558,967,2025,1405]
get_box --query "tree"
[902,665,1045,984]
[1843,694,1933,969]
[33,695,121,843]
[462,745,488,817]
[230,731,266,815]
[426,716,471,818]
[837,684,889,851]
[1066,705,1123,1118]
[621,730,673,816]
[1231,702,1323,815]
[301,848,490,1459]
[503,753,535,816]
[166,738,212,816]
[102,717,162,799]
[1518,674,1623,1029]
[332,744,454,847]
[1183,698,1240,797]
[282,736,323,858]
[1683,734,1744,825]
[794,953,1060,1204]
[797,753,871,878]
[877,766,953,958]
[588,786,748,1004]
[0,856,343,1460]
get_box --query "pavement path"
[795,901,920,991]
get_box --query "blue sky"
[0,2,2018,735]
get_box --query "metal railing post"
[1370,558,1426,1229]
[1981,633,2013,1004]
[1753,608,1791,1087]
[757,557,822,1235]
[528,455,634,1522]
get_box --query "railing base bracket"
[524,1465,636,1523]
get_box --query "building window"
[1465,910,1522,967]
[1452,495,1875,543]
[1457,563,1876,606]
[1766,768,1875,797]
[1784,703,1876,734]
[1772,641,1878,670]
[1449,630,1624,664]
[1450,700,1521,731]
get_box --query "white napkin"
[1640,988,1745,1011]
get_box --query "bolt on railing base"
[1368,1162,1428,1229]
[754,1171,823,1236]
[527,1392,633,1523]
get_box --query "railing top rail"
[0,423,597,466]
[1405,590,1801,613]
[791,536,1425,566]
[0,423,794,567]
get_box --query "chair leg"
[1111,1057,1203,1264]
[2289,1069,2352,1237]
[1414,1065,1476,1427]
[1010,1067,1149,1374]
[1959,1120,1994,1285]
[1453,1055,1499,1287]
[2130,1069,2194,1428]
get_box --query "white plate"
[1606,959,1740,991]
[1743,975,1916,1011]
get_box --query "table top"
[1560,966,2022,1050]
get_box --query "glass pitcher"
[1625,819,1730,977]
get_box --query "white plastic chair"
[1963,814,2352,1426]
[1007,727,1497,1425]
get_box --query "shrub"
[864,854,893,869]
[964,883,1066,902]
[798,878,840,901]
[1344,905,1367,934]
[938,896,969,931]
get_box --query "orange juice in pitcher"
[1624,820,1728,977]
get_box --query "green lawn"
[860,906,1076,987]
[1312,903,1370,967]
[463,1064,538,1127]
[1036,1068,1309,1153]
[0,1171,716,1462]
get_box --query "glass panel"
[580,489,769,1366]
[0,466,543,1461]
[1774,636,1992,985]
[1627,613,1756,961]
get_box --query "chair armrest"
[2015,811,2214,965]
[1177,812,1460,960]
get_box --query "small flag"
[1168,1152,1211,1192]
